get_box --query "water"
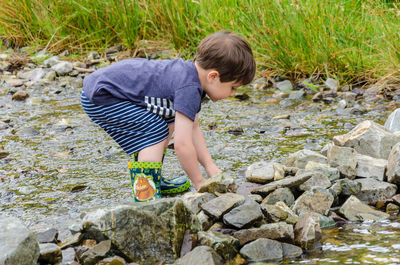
[1,75,399,263]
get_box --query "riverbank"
[1,48,400,264]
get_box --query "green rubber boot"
[132,150,190,195]
[128,159,162,202]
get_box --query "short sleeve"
[174,85,202,121]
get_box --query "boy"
[81,31,255,202]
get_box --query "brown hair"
[194,31,256,85]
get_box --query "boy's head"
[194,31,256,86]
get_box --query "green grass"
[1,0,399,85]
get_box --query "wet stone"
[294,213,321,250]
[354,178,397,204]
[202,193,245,220]
[339,195,390,222]
[198,172,237,194]
[197,210,213,231]
[336,178,361,196]
[283,149,327,169]
[281,242,303,259]
[52,61,73,75]
[245,161,275,184]
[222,199,263,229]
[387,142,400,184]
[385,108,400,133]
[6,78,24,87]
[261,187,295,207]
[386,203,399,216]
[305,161,340,181]
[81,240,112,265]
[292,187,334,216]
[35,228,59,243]
[233,222,294,246]
[356,154,387,180]
[276,80,293,92]
[0,151,10,159]
[240,238,283,263]
[262,201,298,224]
[298,170,331,191]
[12,90,29,101]
[39,243,62,264]
[327,145,357,178]
[96,256,127,265]
[58,232,82,249]
[251,173,312,196]
[61,247,76,265]
[173,246,223,265]
[197,231,240,261]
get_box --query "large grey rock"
[52,61,73,75]
[283,149,327,169]
[336,178,361,196]
[0,216,40,265]
[222,199,263,229]
[305,161,340,181]
[327,145,357,178]
[240,238,283,262]
[276,80,293,92]
[261,187,295,207]
[201,193,245,219]
[298,170,331,191]
[39,243,62,264]
[262,201,298,224]
[251,173,312,196]
[385,108,400,133]
[245,161,275,183]
[339,195,390,221]
[181,192,216,214]
[292,187,334,216]
[387,142,400,184]
[197,231,240,260]
[43,56,61,67]
[356,154,387,180]
[325,78,339,92]
[81,198,200,265]
[333,120,400,159]
[198,172,237,194]
[173,246,223,265]
[35,228,58,243]
[282,243,303,259]
[81,240,112,265]
[233,222,294,246]
[294,213,321,250]
[355,178,397,204]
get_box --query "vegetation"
[1,0,399,85]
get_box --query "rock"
[327,145,357,178]
[44,56,61,67]
[251,173,312,196]
[61,247,77,265]
[39,243,62,264]
[305,161,340,181]
[6,78,24,87]
[386,203,399,215]
[385,108,400,133]
[181,192,216,214]
[276,80,293,92]
[262,201,298,224]
[248,194,263,203]
[87,52,100,60]
[356,154,387,180]
[325,78,339,91]
[298,170,331,191]
[197,210,213,230]
[35,228,59,243]
[202,193,245,219]
[261,187,295,207]
[336,178,361,196]
[81,240,111,265]
[333,120,400,159]
[198,172,237,194]
[44,70,56,81]
[223,199,263,229]
[354,178,397,204]
[288,90,306,100]
[245,161,275,184]
[82,198,200,265]
[58,232,82,249]
[239,238,283,262]
[12,90,29,101]
[387,142,400,184]
[197,231,240,260]
[318,214,336,229]
[281,243,303,259]
[283,149,327,169]
[173,246,223,265]
[292,187,334,216]
[328,182,342,206]
[273,163,286,180]
[29,68,46,81]
[339,195,390,221]
[0,151,10,159]
[294,213,321,250]
[233,222,294,246]
[52,61,73,75]
[96,256,126,265]
[0,216,40,265]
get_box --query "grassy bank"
[1,0,399,85]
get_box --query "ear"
[207,70,220,82]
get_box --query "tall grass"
[1,0,399,84]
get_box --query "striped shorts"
[81,92,174,155]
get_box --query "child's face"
[204,71,241,102]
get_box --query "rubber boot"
[132,150,191,194]
[128,158,162,202]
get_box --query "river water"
[1,75,400,263]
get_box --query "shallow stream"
[1,76,400,264]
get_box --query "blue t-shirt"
[83,58,204,121]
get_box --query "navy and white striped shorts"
[81,92,174,155]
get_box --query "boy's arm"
[192,114,222,177]
[174,111,206,190]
